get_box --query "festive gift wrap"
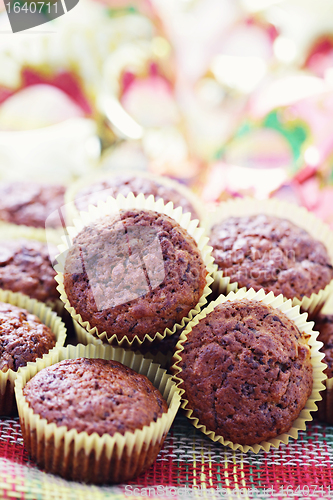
[171,287,326,453]
[205,197,333,317]
[0,0,166,181]
[0,25,100,182]
[55,192,214,348]
[0,0,161,111]
[14,343,181,484]
[187,14,278,162]
[0,289,66,416]
[100,40,175,135]
[99,39,201,181]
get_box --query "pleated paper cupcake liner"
[55,192,214,349]
[64,168,206,226]
[0,290,67,416]
[205,197,333,317]
[171,287,327,454]
[14,343,181,484]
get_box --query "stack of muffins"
[174,196,331,452]
[1,173,332,482]
[0,173,210,483]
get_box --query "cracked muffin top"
[74,174,199,220]
[209,214,333,301]
[315,314,333,379]
[23,357,168,436]
[0,181,65,228]
[177,299,313,445]
[0,302,56,373]
[0,239,58,303]
[63,208,207,341]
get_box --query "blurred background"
[0,0,333,227]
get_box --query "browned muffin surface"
[23,358,168,436]
[0,181,65,228]
[0,239,58,303]
[63,209,207,341]
[0,302,56,372]
[210,215,333,300]
[178,299,313,445]
[74,175,199,219]
[315,314,333,379]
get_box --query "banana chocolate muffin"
[0,301,56,415]
[0,239,58,303]
[73,174,199,219]
[177,299,313,445]
[0,181,65,228]
[210,214,333,301]
[63,208,207,342]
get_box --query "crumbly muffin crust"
[0,302,56,372]
[0,239,58,303]
[63,209,207,341]
[74,174,199,219]
[315,314,333,379]
[23,357,168,436]
[178,299,313,445]
[210,214,333,300]
[0,181,65,228]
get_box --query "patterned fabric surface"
[1,414,333,500]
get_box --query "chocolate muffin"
[0,181,65,228]
[177,299,313,445]
[18,352,176,483]
[315,314,333,379]
[0,239,58,303]
[74,174,199,219]
[63,208,207,341]
[210,214,333,301]
[0,301,56,415]
[23,357,168,436]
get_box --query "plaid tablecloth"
[1,413,333,500]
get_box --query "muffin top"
[63,208,207,341]
[0,239,58,303]
[0,181,65,228]
[0,302,56,372]
[177,299,313,445]
[315,314,333,378]
[210,214,333,300]
[23,357,168,436]
[74,174,199,220]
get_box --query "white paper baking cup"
[171,287,326,454]
[15,343,181,484]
